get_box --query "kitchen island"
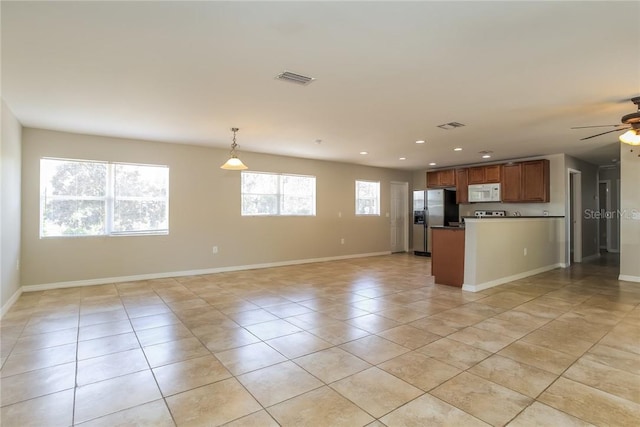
[431,216,565,292]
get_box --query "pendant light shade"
[619,129,640,146]
[220,127,248,170]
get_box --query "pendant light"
[220,127,248,170]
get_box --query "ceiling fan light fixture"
[220,128,248,170]
[619,129,640,146]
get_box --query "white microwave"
[468,183,501,203]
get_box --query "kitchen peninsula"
[431,216,565,292]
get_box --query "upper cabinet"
[455,169,469,204]
[501,159,550,203]
[427,169,456,188]
[468,165,501,184]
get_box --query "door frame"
[567,168,582,265]
[390,181,409,253]
[598,180,611,252]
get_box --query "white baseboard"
[462,263,564,293]
[21,251,392,293]
[1,287,23,318]
[618,274,640,283]
[608,249,620,253]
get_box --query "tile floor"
[1,253,639,426]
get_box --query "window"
[40,158,169,237]
[355,180,380,215]
[241,171,316,216]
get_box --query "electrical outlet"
[338,211,342,218]
[524,248,527,256]
[16,259,20,271]
[340,238,345,245]
[212,246,219,254]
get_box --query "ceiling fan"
[571,96,640,145]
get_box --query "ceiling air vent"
[437,122,466,130]
[275,71,315,86]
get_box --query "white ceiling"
[2,1,639,170]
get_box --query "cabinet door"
[501,164,522,202]
[427,171,439,188]
[522,160,550,202]
[468,167,485,184]
[484,165,501,183]
[439,169,456,187]
[456,169,469,204]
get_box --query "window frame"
[39,157,169,238]
[355,179,381,216]
[241,171,316,217]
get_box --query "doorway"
[390,182,409,253]
[567,169,582,265]
[598,180,611,251]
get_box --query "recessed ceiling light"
[399,157,406,160]
[315,139,322,144]
[360,151,368,155]
[454,147,463,151]
[429,162,437,166]
[482,154,491,159]
[415,140,425,144]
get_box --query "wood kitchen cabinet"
[431,227,465,287]
[427,169,456,188]
[455,168,469,204]
[501,159,549,203]
[468,165,501,184]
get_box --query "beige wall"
[21,128,412,287]
[619,144,640,281]
[1,100,22,310]
[463,217,565,291]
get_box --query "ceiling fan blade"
[571,124,621,129]
[580,127,630,140]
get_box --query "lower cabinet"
[431,228,465,287]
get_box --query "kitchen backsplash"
[458,202,560,217]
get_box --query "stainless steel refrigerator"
[413,189,459,256]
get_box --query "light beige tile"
[294,347,371,383]
[0,388,74,427]
[1,342,77,377]
[584,344,640,375]
[521,328,596,357]
[563,357,640,404]
[431,372,532,426]
[130,312,181,331]
[0,362,76,406]
[408,317,460,336]
[498,340,578,375]
[268,386,374,426]
[153,354,231,396]
[79,308,128,327]
[469,354,558,398]
[10,328,78,354]
[340,335,409,365]
[378,351,461,391]
[166,378,261,426]
[308,323,370,345]
[135,322,194,347]
[75,399,174,427]
[142,336,210,368]
[448,326,517,352]
[79,320,133,341]
[331,367,423,418]
[77,332,140,360]
[227,308,279,326]
[539,377,640,426]
[224,410,279,427]
[346,313,401,333]
[377,325,441,349]
[237,361,323,406]
[266,331,332,359]
[507,402,596,427]
[74,370,161,424]
[380,393,490,427]
[199,326,260,352]
[416,338,491,370]
[77,348,149,386]
[472,317,537,339]
[215,342,287,375]
[244,319,302,340]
